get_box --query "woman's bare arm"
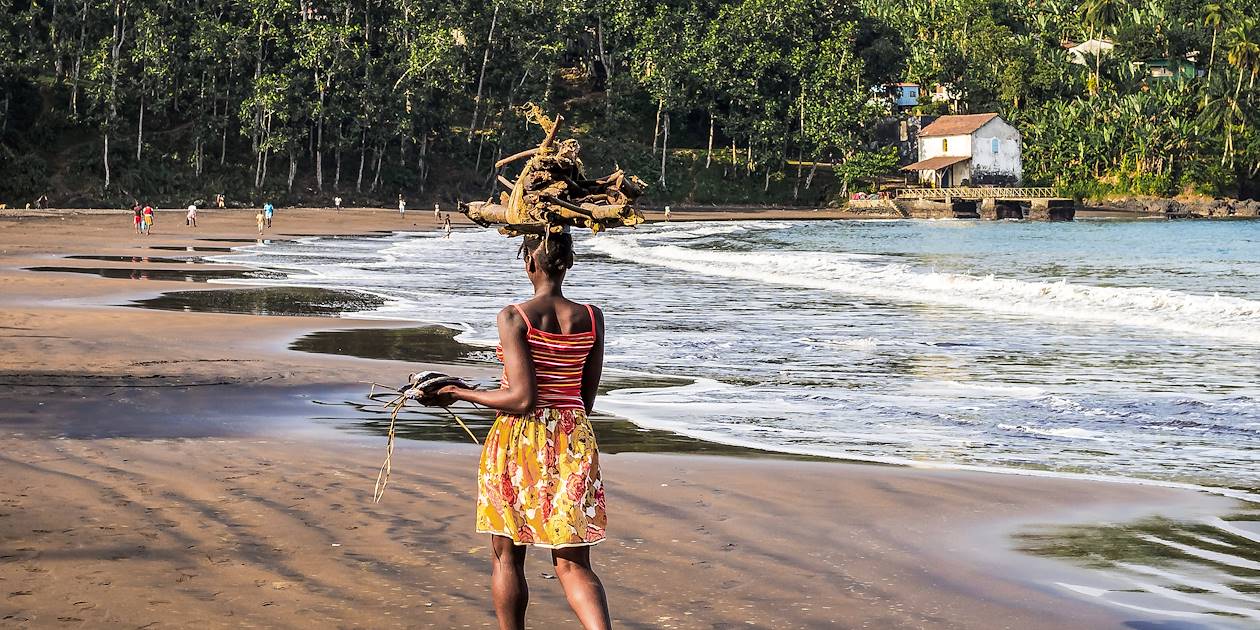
[581,306,605,414]
[443,307,537,415]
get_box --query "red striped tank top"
[495,303,597,411]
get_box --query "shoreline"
[2,209,1256,627]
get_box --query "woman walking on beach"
[439,231,611,630]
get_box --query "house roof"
[902,155,971,171]
[918,113,999,137]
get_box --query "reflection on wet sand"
[290,326,496,366]
[1016,512,1260,623]
[65,254,202,263]
[130,287,385,315]
[146,245,235,252]
[27,265,284,282]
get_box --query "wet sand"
[0,208,1246,628]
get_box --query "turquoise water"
[218,219,1260,495]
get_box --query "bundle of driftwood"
[461,105,647,237]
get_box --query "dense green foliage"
[0,0,1258,206]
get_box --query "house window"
[942,138,949,153]
[991,138,1000,153]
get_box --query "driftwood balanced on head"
[461,105,647,237]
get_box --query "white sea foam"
[590,233,1260,344]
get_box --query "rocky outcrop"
[1091,197,1260,218]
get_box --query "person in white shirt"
[398,194,406,215]
[186,204,198,227]
[334,196,342,210]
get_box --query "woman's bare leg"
[552,546,611,629]
[490,535,528,630]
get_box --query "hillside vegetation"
[0,0,1258,207]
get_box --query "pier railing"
[896,187,1059,200]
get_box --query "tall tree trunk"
[259,112,272,188]
[467,3,499,142]
[804,158,818,190]
[475,127,486,173]
[104,0,126,190]
[356,129,366,193]
[220,70,230,165]
[370,144,383,192]
[136,93,144,161]
[730,140,736,177]
[794,93,804,200]
[652,99,662,155]
[255,146,264,188]
[418,135,428,192]
[51,0,61,77]
[103,132,111,189]
[71,0,87,115]
[706,112,714,168]
[764,166,771,193]
[1208,29,1217,80]
[251,23,263,156]
[596,15,613,83]
[793,150,803,200]
[287,147,298,191]
[334,122,342,191]
[658,111,669,188]
[315,90,325,192]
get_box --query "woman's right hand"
[429,384,469,407]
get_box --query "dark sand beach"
[0,207,1247,628]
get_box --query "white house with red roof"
[901,113,1022,187]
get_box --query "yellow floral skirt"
[476,407,607,548]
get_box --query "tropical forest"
[0,0,1258,207]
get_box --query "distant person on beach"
[398,194,406,215]
[216,193,225,209]
[436,230,611,630]
[133,203,143,234]
[442,213,452,238]
[142,205,154,234]
[255,210,266,235]
[664,205,671,221]
[434,202,441,220]
[263,202,274,227]
[186,204,198,227]
[334,196,342,210]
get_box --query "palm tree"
[1080,0,1126,94]
[1225,20,1260,101]
[1201,75,1244,166]
[1081,0,1125,39]
[1203,3,1228,79]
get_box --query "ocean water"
[215,219,1260,496]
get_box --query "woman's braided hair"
[518,231,575,275]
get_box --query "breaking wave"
[590,233,1260,344]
